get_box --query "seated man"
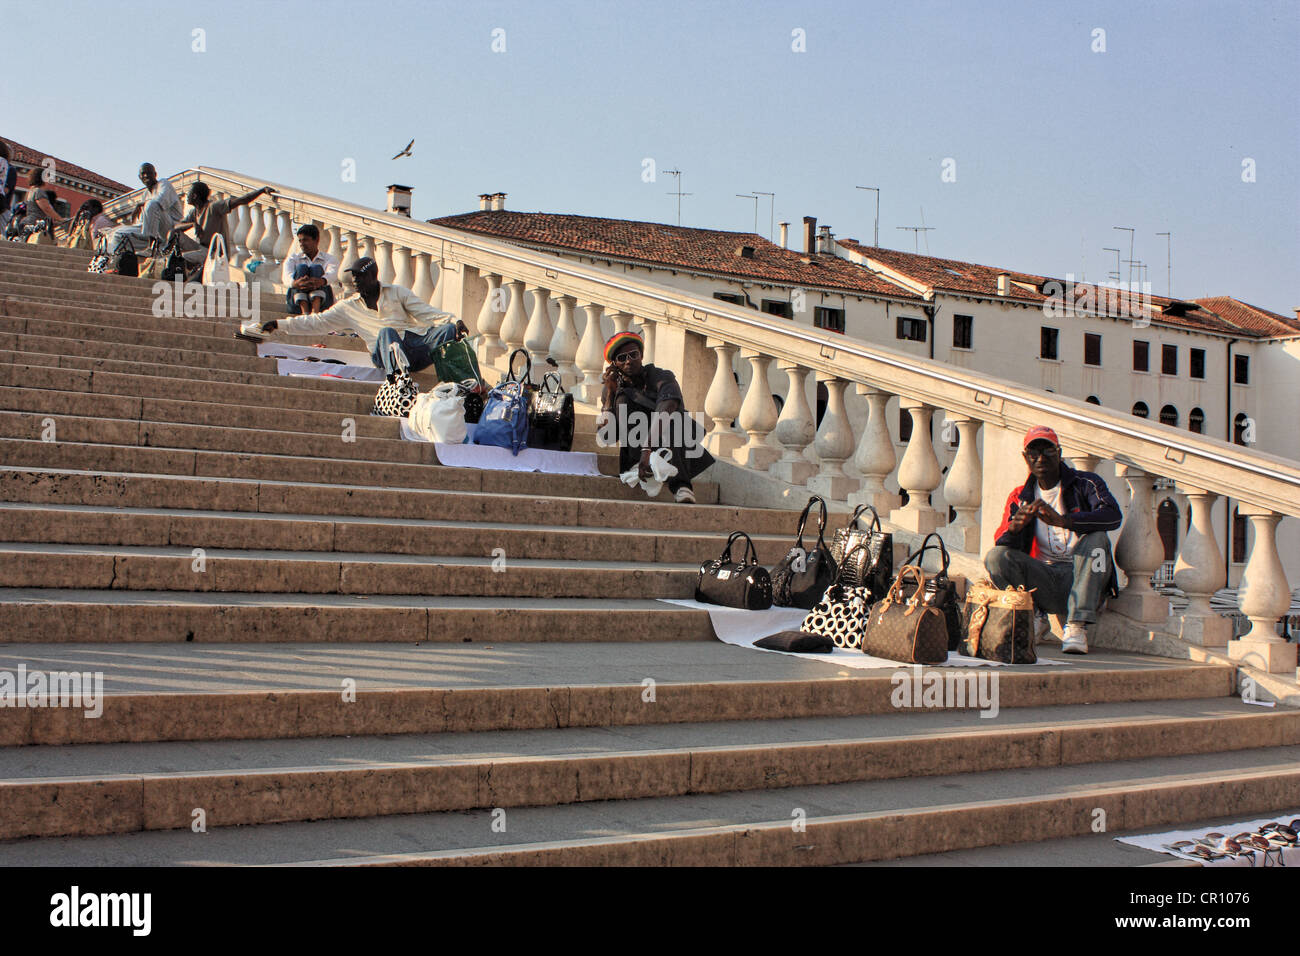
[105,163,183,249]
[172,181,273,278]
[280,224,338,314]
[983,425,1122,654]
[245,256,467,381]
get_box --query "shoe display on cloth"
[1034,612,1052,643]
[1061,623,1089,655]
[234,318,265,343]
[673,486,696,504]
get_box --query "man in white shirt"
[105,163,183,249]
[245,256,466,381]
[280,224,339,314]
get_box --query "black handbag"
[457,381,485,424]
[799,542,877,649]
[900,532,964,651]
[162,234,187,281]
[860,565,950,664]
[89,235,138,276]
[695,531,773,610]
[830,504,893,598]
[529,371,575,452]
[771,495,839,609]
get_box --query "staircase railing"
[98,167,1300,674]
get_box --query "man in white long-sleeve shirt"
[246,256,466,381]
[106,163,183,249]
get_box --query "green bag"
[430,334,483,387]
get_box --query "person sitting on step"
[983,425,1123,655]
[171,180,274,280]
[597,331,715,505]
[280,224,338,315]
[105,163,183,251]
[245,256,467,381]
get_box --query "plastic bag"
[619,448,677,497]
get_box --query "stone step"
[1,698,1293,841]
[0,640,1235,745]
[0,467,777,533]
[0,312,300,360]
[0,332,319,376]
[0,745,1292,864]
[0,542,700,598]
[0,503,777,562]
[0,281,292,321]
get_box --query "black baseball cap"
[344,257,378,277]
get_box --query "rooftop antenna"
[753,191,774,241]
[736,193,759,233]
[1156,232,1172,297]
[1103,247,1121,284]
[896,225,935,253]
[663,169,690,226]
[919,206,931,254]
[1113,226,1135,288]
[855,186,880,247]
[1123,258,1143,292]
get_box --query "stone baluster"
[523,285,554,368]
[807,376,857,500]
[940,415,982,552]
[229,204,251,268]
[499,279,529,357]
[271,211,294,273]
[888,399,944,533]
[360,235,377,263]
[321,224,341,263]
[769,362,817,485]
[548,295,580,387]
[733,351,781,470]
[374,240,396,284]
[1171,486,1230,647]
[411,252,436,301]
[575,302,607,404]
[610,311,632,335]
[846,386,902,516]
[336,230,359,294]
[259,209,281,277]
[702,340,743,458]
[476,273,506,366]
[639,317,657,365]
[1068,449,1102,473]
[431,260,446,310]
[1111,464,1167,622]
[243,204,266,267]
[391,246,415,289]
[1229,509,1296,674]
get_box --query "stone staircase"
[1,239,1297,867]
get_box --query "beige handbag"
[960,582,1037,663]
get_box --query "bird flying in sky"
[391,139,414,160]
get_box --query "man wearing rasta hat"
[598,331,714,503]
[984,425,1123,654]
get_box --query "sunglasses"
[613,349,642,364]
[1024,446,1059,461]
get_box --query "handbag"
[430,334,484,388]
[370,342,420,417]
[472,380,530,454]
[529,371,575,452]
[457,381,485,424]
[900,532,964,651]
[137,238,169,280]
[831,504,893,598]
[64,220,93,251]
[88,235,138,276]
[771,495,839,609]
[695,531,773,610]
[860,565,950,664]
[409,382,468,443]
[798,543,876,648]
[960,582,1038,663]
[203,233,232,285]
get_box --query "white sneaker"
[1034,612,1052,643]
[1061,624,1089,655]
[673,486,696,504]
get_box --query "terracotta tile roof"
[838,240,1050,303]
[1192,297,1300,338]
[427,210,922,301]
[0,136,131,194]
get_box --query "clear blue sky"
[8,0,1297,313]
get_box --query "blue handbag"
[472,381,529,455]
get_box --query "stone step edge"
[311,764,1300,867]
[4,712,1297,842]
[0,668,1236,746]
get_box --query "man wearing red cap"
[984,425,1123,654]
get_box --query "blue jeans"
[370,324,460,377]
[984,531,1113,626]
[286,264,335,312]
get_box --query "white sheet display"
[399,421,603,476]
[257,342,369,363]
[657,598,1069,668]
[1115,810,1300,866]
[277,359,385,382]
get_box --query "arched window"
[1085,395,1101,405]
[1188,408,1205,434]
[1159,404,1178,427]
[1233,412,1249,446]
[1132,401,1149,419]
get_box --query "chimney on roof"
[490,192,506,211]
[478,193,492,211]
[779,222,789,249]
[803,216,817,255]
[817,225,832,254]
[996,273,1011,296]
[386,184,413,218]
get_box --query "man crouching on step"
[983,426,1123,655]
[239,256,467,382]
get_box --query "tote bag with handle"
[202,233,232,286]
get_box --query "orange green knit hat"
[604,330,644,363]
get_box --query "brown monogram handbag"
[960,582,1037,663]
[859,565,950,664]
